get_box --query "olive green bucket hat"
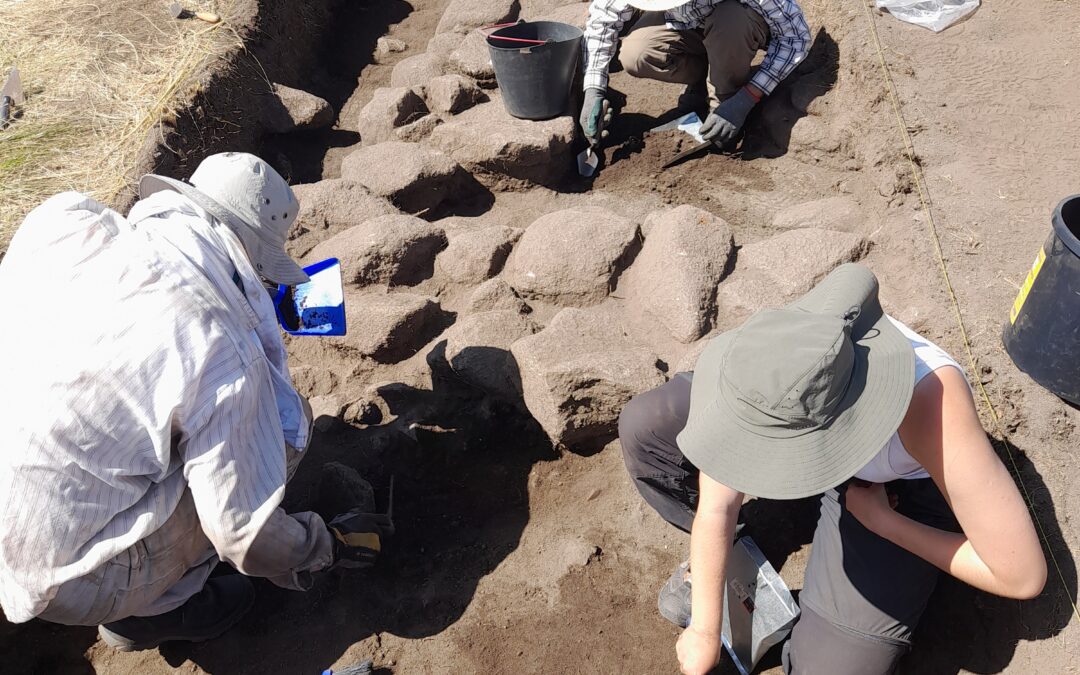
[676,264,915,499]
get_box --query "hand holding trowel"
[577,88,613,177]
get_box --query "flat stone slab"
[340,141,463,215]
[426,94,575,189]
[504,207,639,306]
[626,205,735,343]
[307,214,447,288]
[510,308,666,451]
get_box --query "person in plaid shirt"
[580,0,811,149]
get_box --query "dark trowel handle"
[0,96,11,129]
[662,139,713,169]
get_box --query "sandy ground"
[3,0,1078,673]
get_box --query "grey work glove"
[699,87,759,149]
[579,87,611,147]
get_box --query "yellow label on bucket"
[1010,247,1047,324]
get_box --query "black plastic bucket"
[1003,194,1080,404]
[487,21,583,121]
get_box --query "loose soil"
[3,0,1078,674]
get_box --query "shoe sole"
[98,589,255,652]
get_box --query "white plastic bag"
[875,0,980,32]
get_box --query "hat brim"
[626,0,690,10]
[676,297,915,500]
[139,174,309,286]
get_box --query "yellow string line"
[857,0,1079,623]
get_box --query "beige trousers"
[617,3,770,101]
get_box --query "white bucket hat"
[626,0,691,10]
[139,152,309,285]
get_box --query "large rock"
[436,0,520,34]
[532,3,590,26]
[467,278,531,314]
[333,291,449,363]
[287,179,397,258]
[718,228,870,317]
[510,308,666,450]
[390,52,448,89]
[375,37,407,60]
[395,114,444,142]
[436,225,521,284]
[427,74,485,115]
[263,83,334,133]
[626,206,735,343]
[446,30,496,84]
[340,142,462,214]
[438,310,540,400]
[771,197,867,233]
[357,87,428,146]
[308,214,447,288]
[505,208,639,305]
[427,94,575,188]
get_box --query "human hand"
[676,624,722,675]
[579,87,611,146]
[327,509,394,570]
[844,481,899,534]
[699,87,758,149]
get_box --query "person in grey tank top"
[618,263,1046,675]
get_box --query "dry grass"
[0,0,247,252]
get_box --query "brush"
[321,659,375,675]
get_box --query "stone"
[332,291,449,363]
[427,94,576,188]
[439,310,540,400]
[309,394,347,432]
[510,308,666,450]
[427,74,485,115]
[436,225,521,284]
[467,278,531,314]
[532,3,589,26]
[376,37,407,59]
[436,0,520,35]
[390,52,448,90]
[771,196,868,233]
[287,180,397,258]
[263,83,334,133]
[290,365,339,398]
[626,206,735,343]
[357,87,428,146]
[316,462,376,516]
[343,397,385,426]
[307,214,447,288]
[446,30,496,84]
[504,208,639,306]
[718,228,870,317]
[395,114,444,142]
[675,338,711,374]
[340,142,462,214]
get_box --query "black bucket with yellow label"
[1003,195,1080,404]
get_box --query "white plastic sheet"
[875,0,980,32]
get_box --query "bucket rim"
[1052,194,1080,258]
[486,20,584,51]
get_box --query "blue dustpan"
[274,258,347,336]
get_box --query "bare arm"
[676,473,743,675]
[846,367,1046,599]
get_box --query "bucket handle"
[481,19,553,49]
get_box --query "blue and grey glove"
[579,87,611,147]
[700,87,759,149]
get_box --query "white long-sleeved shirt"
[0,191,332,623]
[583,0,811,93]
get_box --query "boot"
[98,575,255,652]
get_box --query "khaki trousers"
[617,3,770,101]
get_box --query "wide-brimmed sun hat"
[139,152,309,286]
[626,0,692,11]
[676,263,915,500]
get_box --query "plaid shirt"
[583,0,811,95]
